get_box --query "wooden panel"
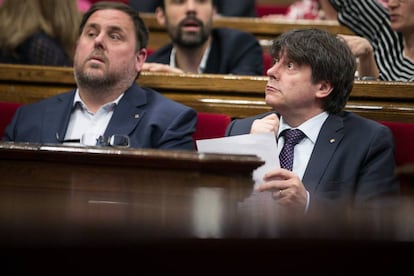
[0,142,262,239]
[1,141,413,275]
[1,64,414,122]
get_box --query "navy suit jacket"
[4,83,197,150]
[215,0,256,17]
[226,111,400,211]
[147,28,264,76]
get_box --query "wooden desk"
[0,142,263,240]
[1,141,414,274]
[140,13,353,51]
[1,64,414,122]
[3,141,405,242]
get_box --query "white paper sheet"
[196,132,280,187]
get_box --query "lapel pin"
[330,138,335,143]
[134,114,140,119]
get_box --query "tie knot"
[281,129,305,146]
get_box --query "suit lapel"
[44,91,76,143]
[302,114,344,193]
[104,84,146,137]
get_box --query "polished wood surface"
[0,141,411,240]
[0,141,413,274]
[0,142,262,240]
[140,13,354,51]
[1,64,414,122]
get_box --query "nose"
[185,0,196,12]
[93,33,105,49]
[267,62,280,80]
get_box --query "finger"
[257,178,285,192]
[271,189,284,199]
[263,168,292,181]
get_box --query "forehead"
[86,9,134,31]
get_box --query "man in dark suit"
[225,28,400,213]
[3,2,197,150]
[142,0,263,75]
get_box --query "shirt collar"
[169,45,211,73]
[72,89,124,112]
[277,112,329,144]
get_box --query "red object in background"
[255,5,289,17]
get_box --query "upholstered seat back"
[0,102,22,139]
[193,112,231,145]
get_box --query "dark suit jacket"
[216,0,256,17]
[226,111,400,211]
[147,28,264,76]
[4,83,197,150]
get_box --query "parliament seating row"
[1,64,414,123]
[1,100,413,194]
[1,100,412,163]
[1,64,414,162]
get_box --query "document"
[196,132,279,187]
[198,133,283,234]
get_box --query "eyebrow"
[85,23,125,34]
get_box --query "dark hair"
[79,1,149,51]
[160,0,218,9]
[271,28,356,114]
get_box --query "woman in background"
[0,0,81,66]
[326,0,414,81]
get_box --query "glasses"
[94,135,130,147]
[58,133,130,148]
[86,134,130,147]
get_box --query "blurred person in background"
[326,0,414,81]
[142,0,263,75]
[0,0,81,66]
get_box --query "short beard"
[172,29,209,49]
[74,68,118,91]
[170,17,211,49]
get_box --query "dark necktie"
[279,129,305,171]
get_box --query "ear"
[315,80,333,99]
[155,6,166,26]
[135,48,147,72]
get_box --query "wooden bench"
[140,13,354,51]
[1,64,414,123]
